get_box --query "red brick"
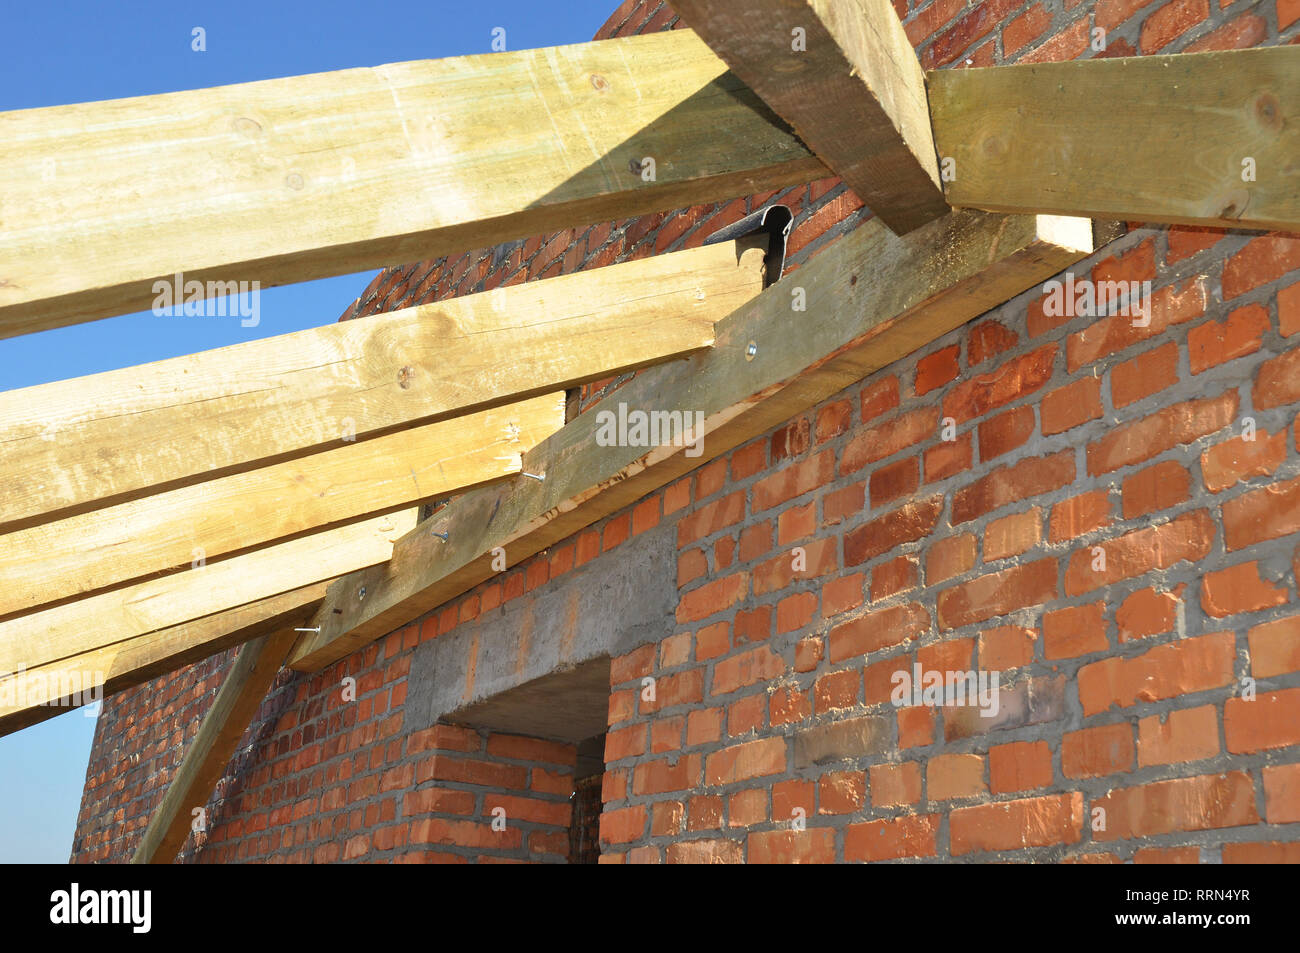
[822,574,865,619]
[1225,843,1300,863]
[915,345,961,396]
[822,482,865,525]
[1222,474,1300,551]
[1167,224,1227,263]
[841,409,937,475]
[828,602,930,662]
[747,828,835,864]
[1095,0,1159,32]
[1093,772,1258,841]
[1077,631,1235,716]
[860,376,900,423]
[1116,586,1182,641]
[1249,614,1300,678]
[978,625,1038,671]
[928,533,975,584]
[633,754,702,796]
[1003,3,1051,54]
[814,668,861,712]
[818,771,865,815]
[815,400,852,444]
[1110,341,1178,409]
[869,457,919,507]
[927,753,986,800]
[665,838,742,864]
[978,405,1036,462]
[1189,303,1269,373]
[1201,561,1288,618]
[1223,233,1300,299]
[937,559,1058,630]
[752,537,837,594]
[1121,460,1190,518]
[1137,705,1219,766]
[989,741,1053,793]
[942,346,1056,424]
[1202,428,1286,493]
[677,491,746,546]
[952,451,1075,524]
[844,814,940,861]
[844,496,943,566]
[753,450,834,511]
[871,555,918,601]
[1139,0,1208,52]
[600,804,647,844]
[923,431,973,483]
[1065,509,1214,595]
[486,734,575,766]
[771,417,810,463]
[1254,346,1300,409]
[984,508,1041,561]
[869,762,921,808]
[967,320,1019,366]
[1041,377,1103,435]
[1264,763,1300,823]
[706,738,786,785]
[730,441,766,481]
[1049,490,1111,542]
[897,706,934,749]
[730,606,769,646]
[925,0,1020,67]
[1043,601,1109,660]
[776,592,817,634]
[949,794,1083,855]
[1225,687,1300,753]
[1067,277,1206,372]
[712,645,785,696]
[1091,390,1238,474]
[1280,281,1300,337]
[677,572,748,623]
[1062,723,1134,778]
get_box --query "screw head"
[745,340,758,361]
[358,586,367,601]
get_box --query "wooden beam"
[929,48,1300,233]
[0,583,327,738]
[671,0,948,234]
[0,396,562,618]
[0,240,763,532]
[131,626,299,863]
[290,212,1118,670]
[0,509,415,679]
[0,30,823,338]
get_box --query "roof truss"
[0,0,1294,862]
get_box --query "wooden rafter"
[0,510,417,681]
[131,626,300,863]
[0,30,823,338]
[0,396,563,618]
[0,240,763,532]
[290,212,1119,670]
[0,583,327,738]
[671,0,949,234]
[930,47,1300,233]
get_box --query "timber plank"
[0,509,416,678]
[0,396,562,617]
[0,30,823,337]
[290,212,1114,670]
[672,0,948,233]
[0,240,762,531]
[930,48,1300,232]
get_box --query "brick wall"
[72,0,1300,863]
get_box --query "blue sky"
[0,0,617,863]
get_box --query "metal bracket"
[702,204,793,288]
